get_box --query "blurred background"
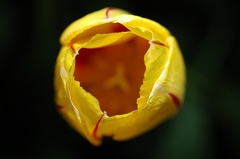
[1,0,240,158]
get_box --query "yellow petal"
[54,7,186,146]
[60,8,130,45]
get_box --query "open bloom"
[54,7,186,146]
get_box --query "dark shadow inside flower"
[73,23,150,116]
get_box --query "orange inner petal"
[74,36,149,116]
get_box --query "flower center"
[74,35,149,116]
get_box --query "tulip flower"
[54,7,186,146]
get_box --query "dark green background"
[1,0,240,159]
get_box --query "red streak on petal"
[56,105,64,109]
[168,93,181,108]
[92,113,105,140]
[151,41,169,48]
[105,7,115,19]
[70,44,75,52]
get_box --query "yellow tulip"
[54,7,186,146]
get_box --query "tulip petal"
[77,31,135,49]
[60,8,130,45]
